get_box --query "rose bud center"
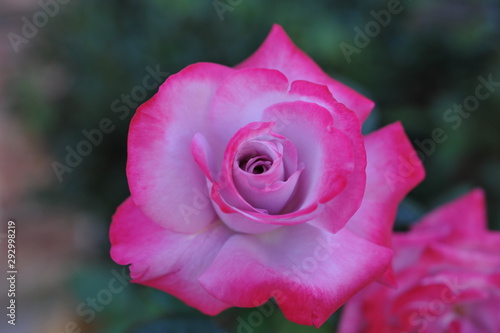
[239,155,273,174]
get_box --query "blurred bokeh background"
[0,0,499,332]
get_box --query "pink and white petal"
[209,68,290,147]
[127,62,234,233]
[110,197,232,315]
[237,24,374,122]
[210,118,340,232]
[210,177,322,233]
[345,123,424,285]
[210,199,283,234]
[262,101,355,208]
[215,122,285,214]
[234,168,302,215]
[211,100,358,232]
[211,82,366,231]
[233,139,285,190]
[279,135,300,177]
[347,122,425,248]
[288,80,364,147]
[191,132,216,181]
[198,224,392,327]
[191,133,286,233]
[209,195,283,234]
[411,189,488,242]
[262,100,363,233]
[287,80,367,233]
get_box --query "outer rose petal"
[347,122,425,248]
[237,24,374,122]
[410,188,487,242]
[127,62,234,233]
[338,293,371,333]
[420,242,500,273]
[339,273,409,333]
[391,231,443,271]
[198,224,392,327]
[344,122,424,285]
[110,197,232,315]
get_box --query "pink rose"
[339,189,500,332]
[110,25,424,327]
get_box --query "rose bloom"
[110,25,424,327]
[339,189,500,332]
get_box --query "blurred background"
[0,0,499,332]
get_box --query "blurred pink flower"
[340,189,500,333]
[110,24,424,327]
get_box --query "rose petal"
[411,189,488,242]
[233,168,303,215]
[339,271,414,333]
[459,297,500,332]
[233,139,285,188]
[211,122,306,231]
[110,197,232,315]
[128,62,234,233]
[236,24,374,122]
[287,80,367,233]
[339,190,499,333]
[217,122,283,209]
[208,71,366,231]
[262,101,356,222]
[344,122,424,285]
[391,231,443,271]
[209,68,290,148]
[420,242,500,274]
[198,224,392,327]
[346,122,425,244]
[337,293,371,333]
[210,100,357,233]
